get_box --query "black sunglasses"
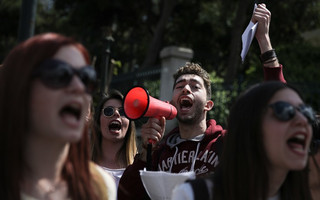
[32,59,96,94]
[269,101,315,124]
[102,106,125,117]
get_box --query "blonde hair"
[90,90,137,167]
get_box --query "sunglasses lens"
[34,59,96,94]
[34,59,74,89]
[103,107,114,117]
[103,107,126,117]
[271,101,295,121]
[270,101,315,124]
[300,105,315,123]
[42,63,73,89]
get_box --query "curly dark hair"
[173,62,211,99]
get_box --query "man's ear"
[204,100,214,111]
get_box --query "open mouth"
[287,134,307,153]
[60,103,81,121]
[109,120,122,132]
[179,97,193,111]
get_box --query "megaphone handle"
[147,115,161,144]
[146,143,152,171]
[146,116,162,171]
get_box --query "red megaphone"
[123,86,177,120]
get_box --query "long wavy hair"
[213,81,312,200]
[91,90,137,167]
[0,33,101,200]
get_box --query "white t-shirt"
[95,165,117,199]
[101,166,126,188]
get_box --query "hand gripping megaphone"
[123,86,177,120]
[123,86,177,171]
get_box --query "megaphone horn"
[123,86,177,120]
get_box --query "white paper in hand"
[140,169,196,200]
[241,4,258,63]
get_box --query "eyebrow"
[175,78,202,86]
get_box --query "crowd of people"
[172,81,315,200]
[118,4,287,199]
[0,3,319,200]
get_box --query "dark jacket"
[118,119,225,200]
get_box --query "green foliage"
[207,71,248,127]
[278,43,320,82]
[243,40,320,112]
[1,0,320,117]
[111,59,122,75]
[278,42,320,112]
[142,79,161,98]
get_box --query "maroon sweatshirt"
[118,119,225,200]
[118,66,285,200]
[263,64,286,83]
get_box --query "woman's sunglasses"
[269,101,315,124]
[32,59,97,94]
[102,106,125,117]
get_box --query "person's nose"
[182,84,191,94]
[67,75,86,94]
[294,110,310,126]
[114,109,121,117]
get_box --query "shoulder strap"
[187,178,210,200]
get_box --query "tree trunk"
[225,0,252,83]
[141,0,177,69]
[18,0,38,42]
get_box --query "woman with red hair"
[0,33,116,200]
